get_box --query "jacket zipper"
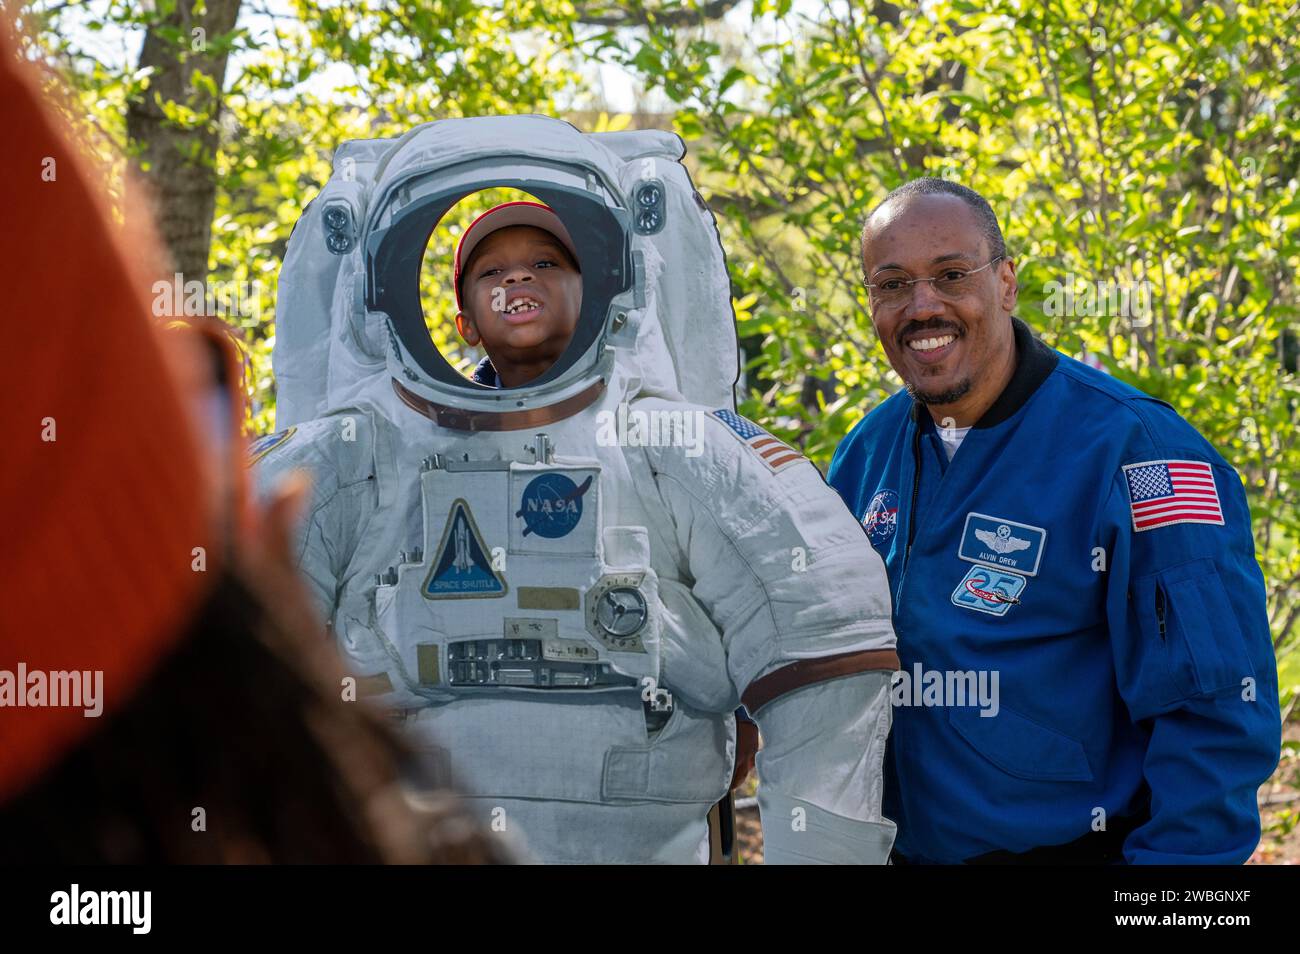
[904,423,922,570]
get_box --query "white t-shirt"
[939,425,972,461]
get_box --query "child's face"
[455,225,582,387]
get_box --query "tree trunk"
[125,0,242,280]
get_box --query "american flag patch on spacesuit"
[1123,459,1224,531]
[710,409,805,473]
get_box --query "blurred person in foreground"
[0,14,505,865]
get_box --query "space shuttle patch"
[423,499,507,599]
[710,409,805,473]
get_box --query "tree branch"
[574,0,740,28]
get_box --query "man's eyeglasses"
[862,255,1005,306]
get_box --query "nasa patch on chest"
[861,488,900,547]
[958,513,1047,577]
[509,468,600,556]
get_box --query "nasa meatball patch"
[862,489,900,547]
[516,472,592,539]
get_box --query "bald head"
[860,177,1006,264]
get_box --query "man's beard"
[906,376,973,406]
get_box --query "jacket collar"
[471,355,500,388]
[909,316,1059,429]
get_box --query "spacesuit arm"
[1103,419,1280,864]
[249,414,379,623]
[751,671,897,864]
[649,409,898,863]
[651,411,897,689]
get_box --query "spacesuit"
[252,116,899,863]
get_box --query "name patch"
[958,512,1046,576]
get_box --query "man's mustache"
[896,318,963,349]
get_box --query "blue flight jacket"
[827,318,1280,864]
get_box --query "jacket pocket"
[948,704,1093,782]
[1136,558,1255,700]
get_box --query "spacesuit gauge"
[252,115,900,863]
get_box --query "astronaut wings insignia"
[974,526,1032,555]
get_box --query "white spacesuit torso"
[254,117,899,863]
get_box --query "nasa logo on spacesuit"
[516,473,593,539]
[862,489,900,547]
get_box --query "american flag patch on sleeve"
[710,409,805,473]
[1122,459,1224,532]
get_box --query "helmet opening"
[368,164,632,395]
[417,187,552,383]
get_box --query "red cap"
[453,201,577,311]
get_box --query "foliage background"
[11,0,1298,849]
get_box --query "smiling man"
[827,177,1281,864]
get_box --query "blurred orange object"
[0,13,218,804]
